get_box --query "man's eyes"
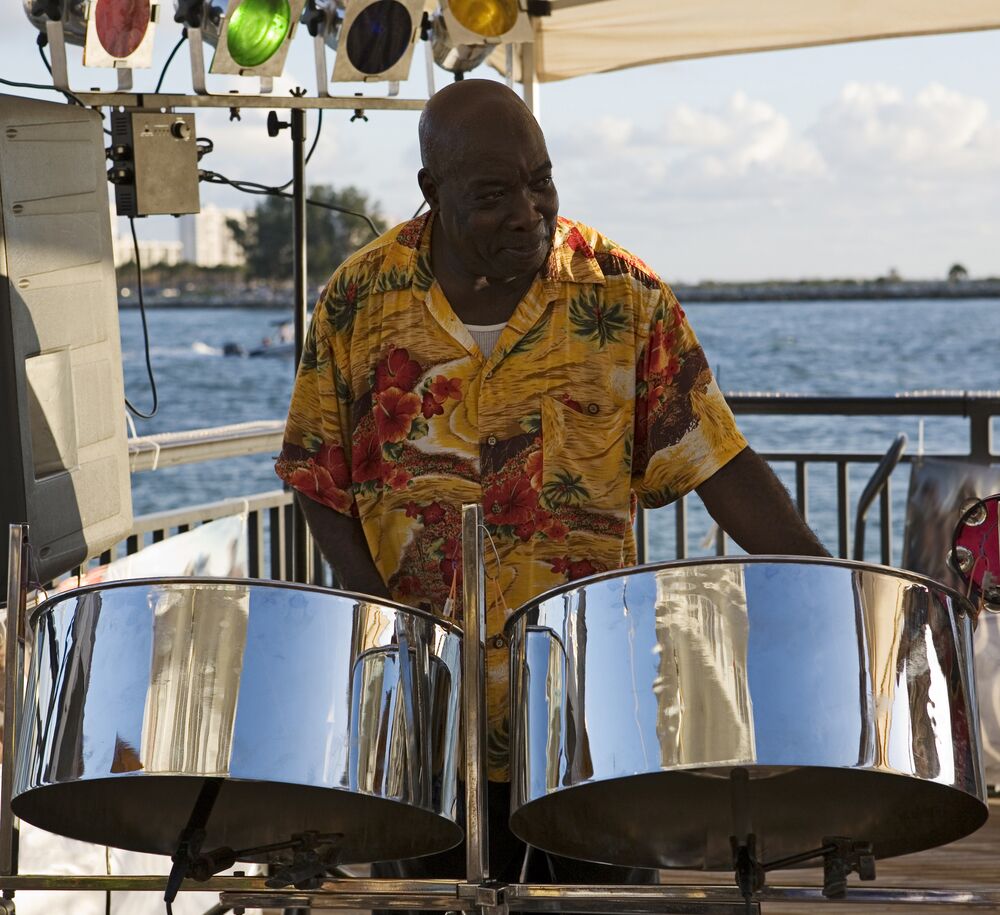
[475,178,553,201]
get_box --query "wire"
[33,36,114,134]
[124,217,160,419]
[200,169,381,237]
[154,31,188,93]
[4,66,85,110]
[275,108,324,191]
[412,198,428,219]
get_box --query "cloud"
[545,82,1000,279]
[811,81,1000,176]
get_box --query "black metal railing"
[100,393,999,585]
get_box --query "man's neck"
[429,218,538,326]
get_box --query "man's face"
[424,120,559,283]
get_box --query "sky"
[2,6,1000,282]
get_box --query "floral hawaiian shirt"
[276,213,747,780]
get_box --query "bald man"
[277,79,826,880]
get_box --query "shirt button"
[587,402,600,415]
[491,502,502,515]
[486,435,498,447]
[491,634,507,649]
[485,370,493,379]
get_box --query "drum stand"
[2,514,1000,914]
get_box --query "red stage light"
[93,0,153,59]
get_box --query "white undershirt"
[465,322,506,358]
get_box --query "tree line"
[227,184,388,285]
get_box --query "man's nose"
[506,186,543,231]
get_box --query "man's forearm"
[295,493,391,597]
[696,446,830,557]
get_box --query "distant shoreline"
[119,278,1000,308]
[673,278,1000,303]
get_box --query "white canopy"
[503,0,1000,82]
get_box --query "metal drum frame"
[2,513,999,914]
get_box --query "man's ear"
[417,167,438,211]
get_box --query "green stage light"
[210,0,306,77]
[226,0,291,67]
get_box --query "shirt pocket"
[539,395,632,515]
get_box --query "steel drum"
[12,578,463,862]
[506,558,988,869]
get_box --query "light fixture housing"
[210,0,307,77]
[22,0,88,47]
[432,0,531,74]
[330,0,425,83]
[83,0,160,68]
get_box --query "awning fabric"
[497,0,1000,82]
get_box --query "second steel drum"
[506,558,987,869]
[13,578,463,862]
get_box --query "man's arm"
[696,446,830,557]
[296,494,391,598]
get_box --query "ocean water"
[121,298,999,561]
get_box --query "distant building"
[114,236,184,268]
[107,203,184,268]
[178,205,247,268]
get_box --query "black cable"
[5,67,85,110]
[411,198,427,219]
[155,31,188,93]
[274,108,324,191]
[124,217,160,419]
[34,36,114,134]
[200,168,381,237]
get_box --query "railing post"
[967,396,994,464]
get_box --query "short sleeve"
[274,285,356,516]
[631,283,747,509]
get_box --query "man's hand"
[295,494,392,598]
[695,446,830,557]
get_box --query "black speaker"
[0,93,133,591]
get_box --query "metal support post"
[290,106,314,585]
[1,524,28,878]
[520,42,538,120]
[461,503,488,883]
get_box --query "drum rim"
[503,554,977,634]
[31,575,462,634]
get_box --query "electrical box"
[109,110,200,217]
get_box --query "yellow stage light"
[433,0,531,75]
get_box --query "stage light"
[450,0,517,37]
[433,0,531,74]
[22,0,89,49]
[331,0,425,83]
[23,0,159,68]
[84,0,160,68]
[209,0,307,77]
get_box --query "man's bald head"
[419,79,543,181]
[416,79,558,285]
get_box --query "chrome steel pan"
[506,558,987,869]
[12,578,463,862]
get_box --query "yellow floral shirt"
[276,213,747,779]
